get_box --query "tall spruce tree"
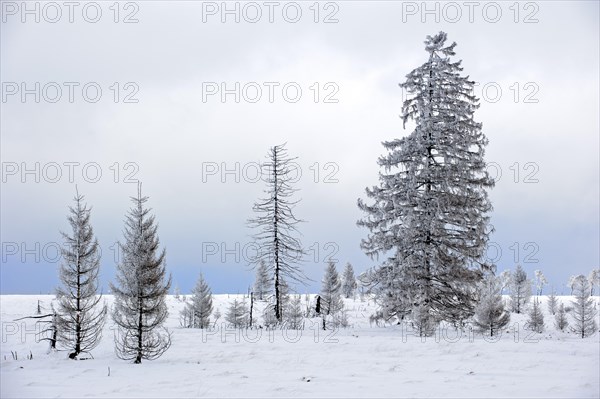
[358,32,494,331]
[55,190,107,359]
[110,185,172,363]
[248,144,305,322]
[182,272,213,329]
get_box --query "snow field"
[1,294,599,398]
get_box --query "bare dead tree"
[248,143,306,322]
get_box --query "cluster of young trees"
[178,260,357,332]
[52,184,171,363]
[548,273,598,337]
[179,261,597,338]
[475,265,598,337]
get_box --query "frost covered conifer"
[110,186,172,363]
[225,299,248,328]
[473,274,510,337]
[589,269,600,296]
[554,302,568,331]
[254,260,271,301]
[341,262,357,299]
[570,275,597,338]
[279,279,291,312]
[213,308,221,325]
[320,261,343,316]
[286,295,304,330]
[56,190,107,359]
[509,265,531,314]
[534,270,547,296]
[357,32,494,330]
[527,298,544,333]
[182,273,213,329]
[547,288,558,315]
[248,144,306,322]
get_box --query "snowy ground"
[1,295,599,398]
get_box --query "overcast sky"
[1,1,598,295]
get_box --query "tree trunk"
[136,297,143,364]
[249,292,254,328]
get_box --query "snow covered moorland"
[2,11,599,399]
[1,294,599,398]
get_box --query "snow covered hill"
[1,295,599,398]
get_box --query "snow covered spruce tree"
[110,185,172,363]
[357,32,494,332]
[547,288,558,315]
[286,295,304,329]
[509,265,531,314]
[320,261,344,329]
[570,275,597,338]
[225,299,248,328]
[342,262,357,299]
[554,302,568,331]
[181,273,213,329]
[248,143,306,322]
[56,190,107,359]
[473,273,510,337]
[254,260,271,301]
[527,298,544,333]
